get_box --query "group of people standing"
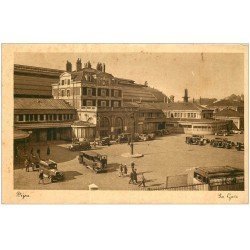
[24,146,51,172]
[119,162,146,187]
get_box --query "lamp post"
[130,113,136,155]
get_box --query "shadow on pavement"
[63,171,83,182]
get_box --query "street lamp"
[130,113,136,155]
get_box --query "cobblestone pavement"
[14,134,244,190]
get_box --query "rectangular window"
[113,101,119,107]
[34,114,38,121]
[30,114,34,121]
[101,89,107,97]
[58,114,62,121]
[114,90,119,97]
[67,79,70,85]
[86,100,92,106]
[194,113,196,118]
[87,88,92,96]
[188,113,190,118]
[61,90,65,97]
[61,80,64,85]
[53,114,57,120]
[39,114,44,121]
[174,113,177,118]
[18,115,24,121]
[191,113,193,118]
[67,114,70,120]
[70,114,73,119]
[67,89,70,97]
[101,101,106,107]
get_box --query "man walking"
[47,145,50,158]
[133,169,138,184]
[138,173,146,187]
[123,164,128,176]
[37,148,41,159]
[38,170,44,184]
[129,171,134,184]
[25,158,30,172]
[119,164,123,177]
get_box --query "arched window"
[100,117,110,128]
[115,117,123,127]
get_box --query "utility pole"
[130,113,136,155]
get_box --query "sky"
[15,52,244,101]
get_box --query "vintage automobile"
[230,129,242,134]
[155,129,170,136]
[193,166,244,190]
[186,135,209,145]
[224,140,235,149]
[38,160,64,182]
[215,130,229,136]
[210,138,227,147]
[78,151,107,173]
[69,141,91,151]
[116,133,131,144]
[235,142,244,151]
[139,134,152,141]
[97,137,111,146]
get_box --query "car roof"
[195,166,244,178]
[40,160,57,165]
[80,151,106,157]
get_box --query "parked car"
[215,130,229,136]
[116,133,131,144]
[210,138,227,148]
[155,129,170,136]
[139,134,152,141]
[235,142,244,151]
[224,140,235,149]
[230,129,242,134]
[38,160,64,182]
[98,137,111,146]
[69,141,91,151]
[193,166,244,190]
[78,151,107,173]
[186,135,209,145]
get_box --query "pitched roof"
[70,68,114,81]
[214,108,243,117]
[208,100,244,107]
[153,102,212,111]
[14,98,75,110]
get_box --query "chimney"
[66,61,72,72]
[103,63,106,72]
[76,58,82,71]
[182,89,189,103]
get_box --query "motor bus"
[78,151,107,173]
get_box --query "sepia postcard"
[1,44,249,204]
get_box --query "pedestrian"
[138,173,146,187]
[37,148,41,159]
[129,171,134,184]
[30,147,34,155]
[133,169,138,184]
[47,145,50,157]
[25,158,30,172]
[119,164,123,177]
[38,170,44,184]
[93,140,97,148]
[123,164,128,176]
